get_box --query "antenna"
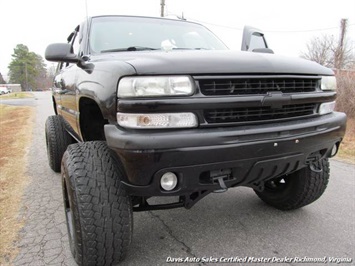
[85,0,89,18]
[178,12,186,21]
[160,0,165,17]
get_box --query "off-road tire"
[61,141,133,266]
[45,115,73,172]
[254,158,330,210]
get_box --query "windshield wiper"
[101,46,158,53]
[172,47,209,50]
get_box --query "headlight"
[321,76,337,91]
[117,112,198,129]
[118,76,195,98]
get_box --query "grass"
[337,118,355,163]
[335,72,355,163]
[0,104,35,264]
[0,92,34,100]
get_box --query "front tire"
[62,141,133,266]
[255,158,330,210]
[45,115,73,172]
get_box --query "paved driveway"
[0,97,36,106]
[12,92,355,266]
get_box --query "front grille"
[204,103,317,124]
[199,77,319,95]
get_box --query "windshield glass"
[89,16,228,53]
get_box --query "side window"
[248,33,267,51]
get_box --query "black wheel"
[254,158,330,210]
[62,141,133,266]
[45,115,73,172]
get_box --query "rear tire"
[62,141,133,266]
[45,115,73,172]
[254,158,330,210]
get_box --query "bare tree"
[301,35,335,68]
[301,19,355,70]
[333,19,355,69]
[0,72,6,84]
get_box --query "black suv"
[45,15,346,265]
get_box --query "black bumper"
[105,112,346,197]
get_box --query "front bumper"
[105,112,346,199]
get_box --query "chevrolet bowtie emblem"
[262,91,291,109]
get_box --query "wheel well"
[79,98,107,141]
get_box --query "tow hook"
[213,175,228,193]
[309,163,323,173]
[210,169,231,193]
[306,152,323,173]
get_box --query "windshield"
[89,16,228,53]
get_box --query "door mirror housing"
[45,43,80,63]
[252,48,274,54]
[241,26,273,53]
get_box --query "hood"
[92,50,333,76]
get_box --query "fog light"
[160,172,178,191]
[319,101,335,115]
[331,144,338,157]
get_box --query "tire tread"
[45,115,73,172]
[62,141,132,266]
[255,159,330,210]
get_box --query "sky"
[0,0,354,81]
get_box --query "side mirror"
[241,26,273,53]
[45,43,79,63]
[252,48,274,54]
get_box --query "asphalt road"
[11,91,355,266]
